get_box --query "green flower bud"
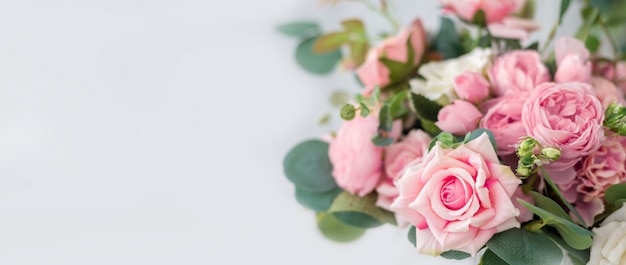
[520,155,536,167]
[541,147,561,161]
[517,138,537,157]
[516,166,531,177]
[340,104,356,120]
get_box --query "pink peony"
[488,50,550,96]
[377,130,432,211]
[576,137,626,203]
[591,76,626,109]
[440,0,518,23]
[522,82,604,184]
[480,94,527,155]
[554,37,591,84]
[328,114,401,196]
[391,133,521,255]
[488,17,541,40]
[436,100,483,135]
[356,19,426,95]
[453,71,490,103]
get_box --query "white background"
[0,1,581,264]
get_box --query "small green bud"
[438,132,455,146]
[340,104,356,120]
[516,166,531,177]
[520,155,536,167]
[541,147,561,161]
[517,138,537,157]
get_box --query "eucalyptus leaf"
[283,140,338,193]
[464,129,497,151]
[546,231,591,265]
[487,228,563,265]
[480,249,509,265]
[327,191,396,228]
[440,250,471,260]
[296,37,342,75]
[529,191,570,220]
[559,0,571,24]
[295,187,342,212]
[420,118,442,136]
[435,17,462,59]
[276,21,321,38]
[409,93,443,121]
[408,226,417,247]
[378,105,393,132]
[605,183,626,208]
[313,32,349,53]
[316,212,366,242]
[371,135,394,147]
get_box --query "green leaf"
[545,232,590,265]
[435,17,462,59]
[313,32,349,53]
[296,37,342,75]
[276,21,321,38]
[340,104,356,120]
[440,250,471,260]
[408,226,416,247]
[327,191,397,228]
[517,0,536,19]
[529,191,570,220]
[283,140,338,193]
[371,135,394,147]
[559,0,571,24]
[590,0,615,13]
[464,129,497,151]
[518,199,593,250]
[342,19,369,66]
[316,212,366,242]
[541,167,587,226]
[295,187,342,212]
[585,34,601,52]
[472,9,487,27]
[605,183,626,208]
[409,93,443,121]
[487,228,563,265]
[525,41,540,50]
[575,7,599,41]
[386,91,408,119]
[480,249,509,265]
[428,132,456,151]
[379,58,409,82]
[378,104,393,132]
[359,103,370,117]
[419,118,442,136]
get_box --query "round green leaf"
[408,226,416,247]
[295,187,342,212]
[327,192,397,228]
[605,183,626,208]
[295,37,342,75]
[481,249,509,265]
[333,211,382,228]
[487,228,563,265]
[276,21,321,38]
[283,140,338,193]
[440,250,471,260]
[316,212,365,243]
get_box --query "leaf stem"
[540,167,587,227]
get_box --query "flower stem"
[353,0,401,33]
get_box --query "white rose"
[410,48,493,102]
[588,202,626,265]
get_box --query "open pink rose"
[488,50,550,96]
[436,100,483,135]
[328,113,401,197]
[480,94,527,155]
[356,19,426,95]
[441,0,518,23]
[453,71,490,103]
[391,133,521,255]
[377,130,432,211]
[522,82,604,184]
[554,37,591,84]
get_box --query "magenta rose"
[440,0,518,23]
[453,71,490,103]
[480,94,527,155]
[376,130,432,211]
[488,50,551,96]
[328,113,401,196]
[391,133,521,255]
[436,100,483,135]
[522,82,604,184]
[357,19,426,95]
[554,37,591,84]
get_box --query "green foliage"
[342,19,370,66]
[313,32,349,53]
[283,140,338,194]
[327,192,396,228]
[517,0,536,19]
[576,6,599,42]
[472,10,487,27]
[407,226,416,247]
[386,91,408,119]
[372,105,394,147]
[340,104,356,120]
[605,183,626,208]
[434,17,463,59]
[316,212,366,242]
[440,250,471,260]
[486,228,563,265]
[296,37,342,75]
[463,129,497,152]
[409,93,443,122]
[559,0,571,24]
[546,232,591,265]
[419,118,442,136]
[541,168,587,226]
[359,103,370,117]
[428,132,457,151]
[296,188,342,212]
[585,34,600,52]
[276,21,321,38]
[480,249,509,265]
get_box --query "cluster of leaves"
[283,140,396,242]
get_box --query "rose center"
[440,176,469,210]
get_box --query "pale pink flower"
[480,94,527,155]
[488,50,550,96]
[554,37,592,84]
[440,0,518,23]
[453,71,490,103]
[436,100,483,135]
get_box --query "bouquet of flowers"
[279,0,626,264]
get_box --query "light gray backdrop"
[0,1,581,264]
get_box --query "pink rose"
[376,130,432,211]
[576,137,626,202]
[436,100,483,135]
[594,61,626,94]
[453,71,490,103]
[522,82,604,184]
[554,37,591,84]
[591,76,626,109]
[488,17,541,40]
[480,94,527,155]
[328,114,401,196]
[441,0,518,23]
[488,50,550,96]
[356,19,426,95]
[391,133,521,255]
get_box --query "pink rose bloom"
[328,114,401,196]
[453,71,490,103]
[436,100,483,135]
[594,61,626,94]
[480,94,527,155]
[576,137,626,202]
[591,76,626,109]
[488,17,541,40]
[441,0,518,23]
[554,37,592,84]
[511,188,534,223]
[356,19,426,95]
[377,130,432,211]
[391,133,521,255]
[488,50,551,96]
[522,82,604,184]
